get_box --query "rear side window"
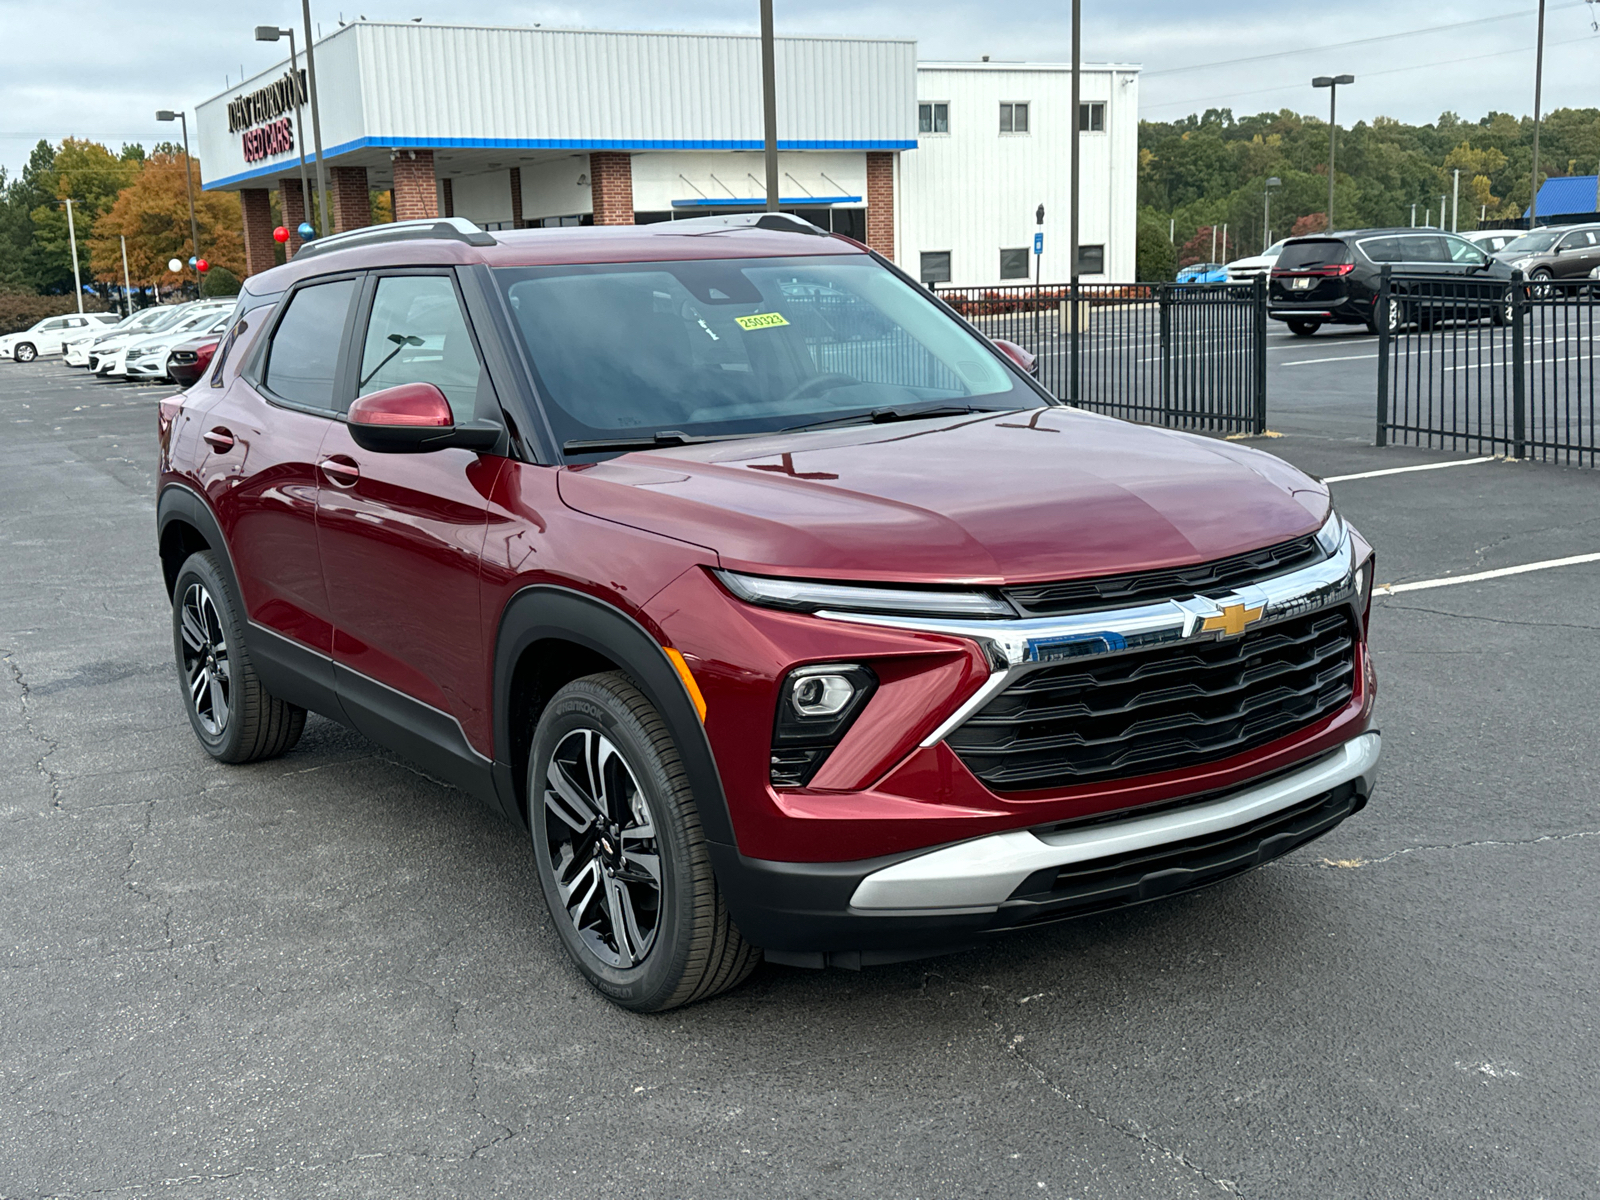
[262,279,356,408]
[1405,236,1450,263]
[1360,237,1404,263]
[1277,240,1351,270]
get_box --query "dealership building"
[196,22,1138,286]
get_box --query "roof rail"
[293,216,497,259]
[661,212,830,237]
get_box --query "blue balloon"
[297,222,316,239]
[188,256,197,267]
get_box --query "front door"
[316,270,505,764]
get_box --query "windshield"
[1504,229,1560,254]
[495,254,1035,450]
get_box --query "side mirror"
[347,382,500,454]
[993,337,1039,378]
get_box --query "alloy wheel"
[543,728,662,968]
[15,344,35,363]
[179,582,231,736]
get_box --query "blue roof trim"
[671,195,862,207]
[1525,174,1599,218]
[204,136,916,190]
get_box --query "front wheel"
[1491,289,1516,326]
[1530,269,1553,301]
[14,342,36,363]
[1286,319,1321,337]
[529,672,759,1011]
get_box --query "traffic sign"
[1033,232,1044,255]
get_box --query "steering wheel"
[780,372,859,406]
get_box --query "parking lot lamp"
[60,199,83,313]
[1529,0,1546,226]
[1311,74,1353,231]
[155,109,201,290]
[298,0,331,237]
[1263,176,1280,253]
[254,25,313,235]
[119,234,133,317]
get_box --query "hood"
[557,408,1330,584]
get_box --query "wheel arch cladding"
[157,484,237,601]
[494,585,736,848]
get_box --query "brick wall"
[589,152,634,225]
[392,150,438,221]
[278,177,307,254]
[240,188,276,277]
[865,152,895,261]
[330,166,370,233]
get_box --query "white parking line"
[1324,457,1495,482]
[1280,353,1378,366]
[1378,552,1600,595]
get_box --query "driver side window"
[1446,236,1487,265]
[357,275,482,424]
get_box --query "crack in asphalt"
[932,972,1240,1195]
[119,799,174,953]
[1280,827,1600,871]
[5,650,64,811]
[0,1149,426,1199]
[1378,599,1600,632]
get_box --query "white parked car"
[88,302,229,375]
[1225,240,1286,282]
[0,312,120,361]
[62,307,180,367]
[1460,229,1518,256]
[119,310,235,382]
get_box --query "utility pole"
[63,199,83,313]
[1264,176,1280,254]
[1410,202,1417,228]
[254,25,313,228]
[1439,193,1447,228]
[1221,222,1228,263]
[155,109,201,285]
[1312,74,1354,231]
[760,0,779,211]
[1452,168,1461,232]
[1529,0,1547,227]
[119,234,133,316]
[300,0,331,236]
[1210,224,1216,264]
[1168,217,1174,244]
[1069,0,1081,281]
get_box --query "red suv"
[157,215,1379,1010]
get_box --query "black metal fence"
[1376,266,1598,466]
[932,280,1268,435]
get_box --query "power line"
[1139,1,1591,78]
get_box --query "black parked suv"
[1269,229,1517,336]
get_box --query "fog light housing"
[770,663,877,788]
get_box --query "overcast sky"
[2,0,1597,179]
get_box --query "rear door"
[1555,229,1600,279]
[316,269,506,764]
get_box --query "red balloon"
[197,259,210,273]
[272,226,290,243]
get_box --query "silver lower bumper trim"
[849,731,1381,914]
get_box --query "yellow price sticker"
[734,312,790,331]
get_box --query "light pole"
[759,0,779,212]
[299,0,331,237]
[1452,168,1461,232]
[1439,193,1447,229]
[1529,0,1547,226]
[1410,202,1417,228]
[254,25,313,231]
[120,234,133,316]
[155,109,201,288]
[1263,176,1280,253]
[1069,0,1081,282]
[1311,74,1354,232]
[61,199,83,313]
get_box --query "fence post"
[1375,265,1391,448]
[1158,283,1172,424]
[1251,274,1267,435]
[1069,280,1081,407]
[1510,268,1527,459]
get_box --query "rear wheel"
[529,672,759,1011]
[172,551,305,763]
[14,342,36,363]
[1286,319,1321,337]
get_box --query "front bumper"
[723,731,1379,963]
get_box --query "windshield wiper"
[783,403,983,433]
[562,429,767,454]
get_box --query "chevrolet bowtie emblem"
[1201,603,1264,637]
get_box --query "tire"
[14,342,36,363]
[1530,269,1553,301]
[529,671,759,1012]
[1373,295,1408,335]
[171,551,305,763]
[1286,319,1321,337]
[1491,289,1515,327]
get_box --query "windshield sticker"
[734,312,790,331]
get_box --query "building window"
[1079,102,1106,132]
[920,251,952,284]
[1077,244,1106,275]
[1000,248,1030,280]
[999,102,1029,134]
[918,102,949,134]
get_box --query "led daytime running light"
[715,569,1014,619]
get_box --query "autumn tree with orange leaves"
[89,153,243,288]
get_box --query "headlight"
[1313,509,1346,557]
[126,349,144,360]
[1512,258,1534,271]
[715,569,1014,619]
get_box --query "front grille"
[1000,781,1364,925]
[1004,534,1324,617]
[947,608,1357,792]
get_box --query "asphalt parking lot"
[3,352,1598,1200]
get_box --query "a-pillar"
[589,152,634,225]
[279,178,309,254]
[330,165,370,232]
[866,152,895,261]
[392,149,438,221]
[240,188,276,277]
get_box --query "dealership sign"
[229,69,307,163]
[243,118,296,163]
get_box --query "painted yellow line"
[1377,552,1600,595]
